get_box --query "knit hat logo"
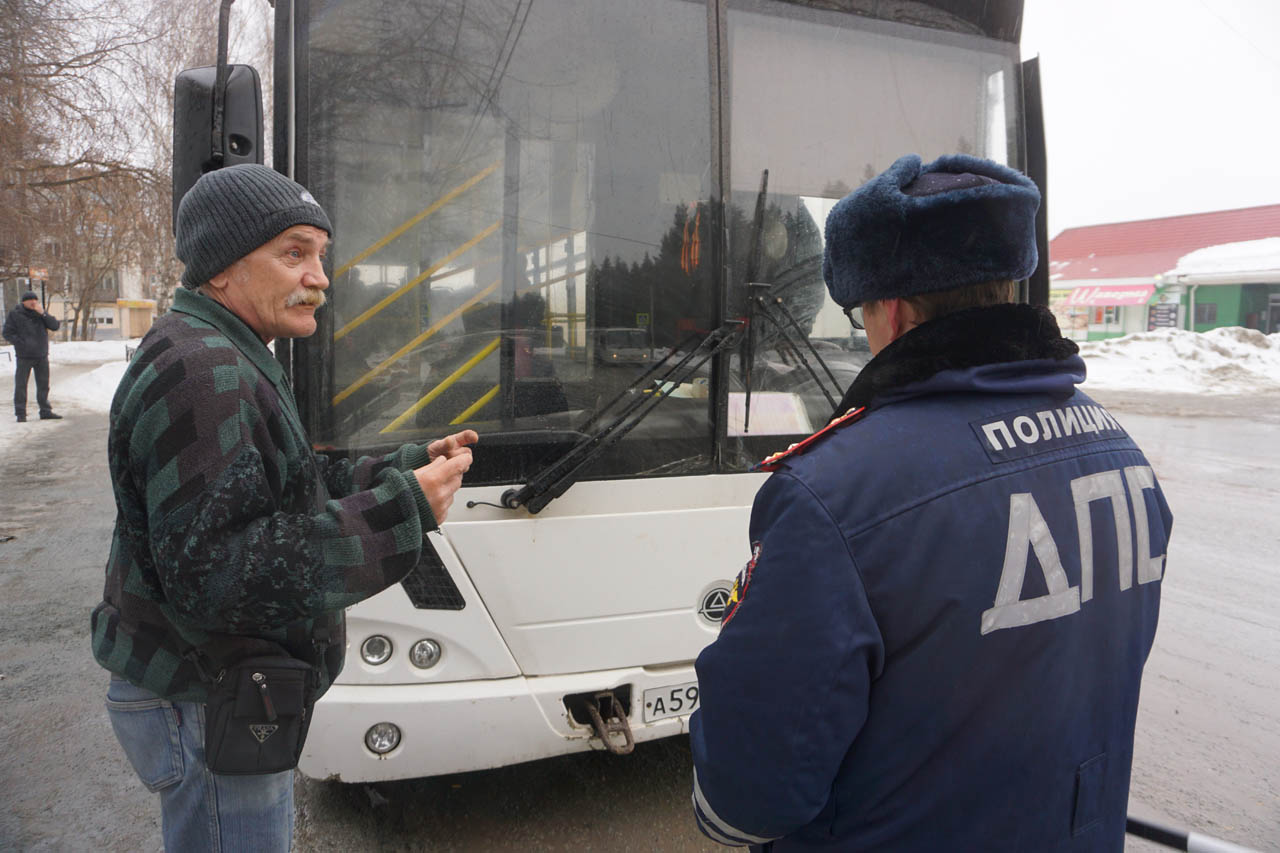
[300,190,319,206]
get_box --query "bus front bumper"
[297,665,698,783]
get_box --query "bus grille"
[400,540,466,610]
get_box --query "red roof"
[1048,204,1280,282]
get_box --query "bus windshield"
[300,0,1022,486]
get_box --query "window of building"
[1194,303,1217,324]
[1092,306,1119,325]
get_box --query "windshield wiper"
[737,168,841,431]
[746,280,840,411]
[496,320,745,514]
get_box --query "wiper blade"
[741,254,843,430]
[748,285,839,411]
[574,332,702,437]
[499,320,744,514]
[735,170,841,429]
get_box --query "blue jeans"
[105,676,294,851]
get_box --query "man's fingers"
[428,430,479,460]
[429,450,472,476]
[413,450,472,522]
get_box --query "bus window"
[306,0,714,485]
[723,0,1022,465]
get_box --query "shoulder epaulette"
[753,406,867,472]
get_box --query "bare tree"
[1,0,274,329]
[0,0,157,286]
[118,0,274,313]
[47,168,151,339]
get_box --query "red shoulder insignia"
[721,542,761,628]
[752,406,867,472]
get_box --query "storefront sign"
[1148,303,1179,330]
[1066,284,1155,307]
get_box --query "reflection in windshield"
[303,0,1021,484]
[307,0,718,484]
[605,330,647,349]
[722,0,1019,466]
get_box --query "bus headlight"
[365,722,401,754]
[360,635,393,665]
[409,639,442,669]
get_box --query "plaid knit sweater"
[91,288,436,702]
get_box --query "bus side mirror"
[172,64,264,230]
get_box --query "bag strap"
[181,635,294,685]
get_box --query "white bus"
[174,0,1045,782]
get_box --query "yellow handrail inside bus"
[380,337,500,433]
[451,385,500,425]
[331,279,500,407]
[333,162,500,279]
[334,221,500,341]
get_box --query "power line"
[1194,0,1280,72]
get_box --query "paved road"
[1097,391,1280,851]
[0,380,1275,851]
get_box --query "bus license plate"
[643,681,700,722]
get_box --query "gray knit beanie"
[175,164,332,289]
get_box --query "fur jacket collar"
[834,303,1080,416]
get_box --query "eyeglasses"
[843,305,864,331]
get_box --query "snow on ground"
[0,338,139,367]
[1080,326,1280,395]
[57,361,130,411]
[0,339,137,454]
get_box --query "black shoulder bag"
[188,641,321,775]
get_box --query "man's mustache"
[285,290,326,308]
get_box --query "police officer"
[690,154,1173,851]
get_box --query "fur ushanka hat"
[822,154,1040,308]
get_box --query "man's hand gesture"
[427,430,478,463]
[414,431,478,525]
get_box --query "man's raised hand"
[427,430,478,462]
[413,451,473,525]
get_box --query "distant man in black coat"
[3,291,62,421]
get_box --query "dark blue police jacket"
[691,305,1172,852]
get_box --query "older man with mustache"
[91,164,476,851]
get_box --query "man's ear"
[887,298,928,337]
[206,263,239,291]
[877,298,903,338]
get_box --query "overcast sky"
[1021,0,1280,237]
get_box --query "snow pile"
[57,361,130,411]
[0,338,139,365]
[0,339,135,453]
[49,339,139,365]
[1081,326,1280,394]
